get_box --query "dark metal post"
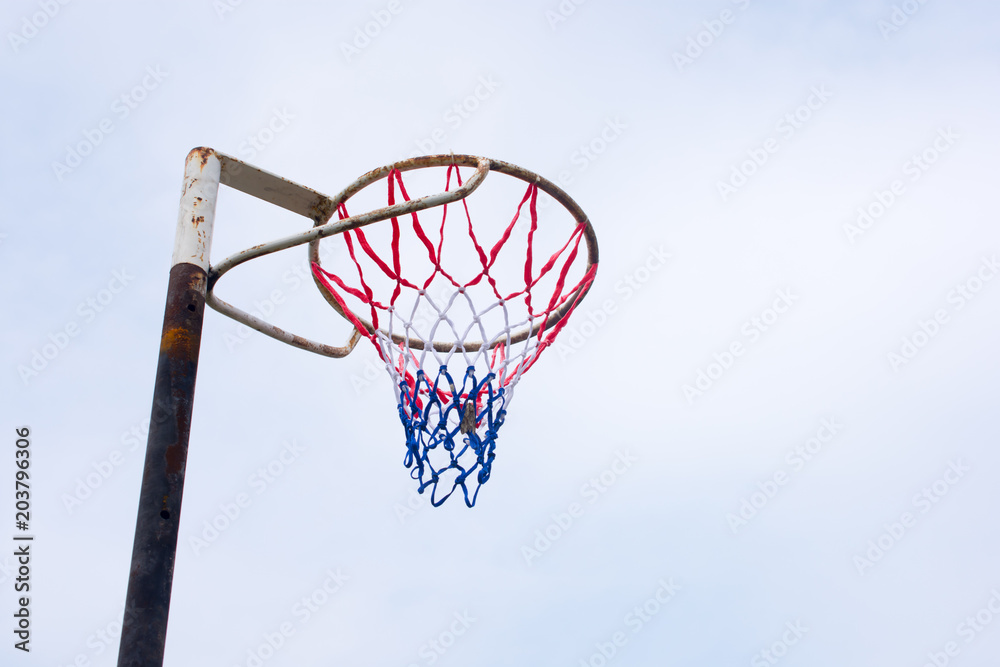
[117,149,221,667]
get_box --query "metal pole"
[117,149,221,667]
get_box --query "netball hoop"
[117,147,599,667]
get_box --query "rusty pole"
[117,149,221,667]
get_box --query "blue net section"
[398,365,508,507]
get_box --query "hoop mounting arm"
[175,147,364,357]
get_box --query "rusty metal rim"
[204,156,490,357]
[205,152,598,357]
[307,154,599,353]
[208,156,491,281]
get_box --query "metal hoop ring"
[307,154,599,353]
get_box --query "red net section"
[311,164,596,506]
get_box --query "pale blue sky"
[3,1,1000,666]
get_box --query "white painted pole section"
[171,148,222,271]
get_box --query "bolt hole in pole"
[187,303,196,312]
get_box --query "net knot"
[396,365,506,507]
